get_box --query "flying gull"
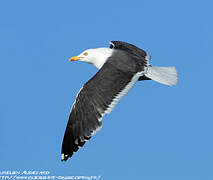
[61,41,178,161]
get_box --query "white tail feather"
[146,66,178,86]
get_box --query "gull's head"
[69,49,96,63]
[69,48,113,69]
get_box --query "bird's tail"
[145,66,178,86]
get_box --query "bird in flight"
[61,41,178,161]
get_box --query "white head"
[69,48,113,69]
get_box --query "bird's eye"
[83,52,88,56]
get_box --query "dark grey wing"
[110,41,149,61]
[61,61,135,161]
[110,41,151,80]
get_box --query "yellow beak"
[69,56,82,62]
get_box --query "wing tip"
[61,153,70,162]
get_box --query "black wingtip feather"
[61,154,70,162]
[61,124,91,162]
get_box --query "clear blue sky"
[0,0,212,179]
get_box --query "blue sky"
[0,0,212,179]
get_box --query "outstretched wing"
[61,60,139,161]
[110,41,149,61]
